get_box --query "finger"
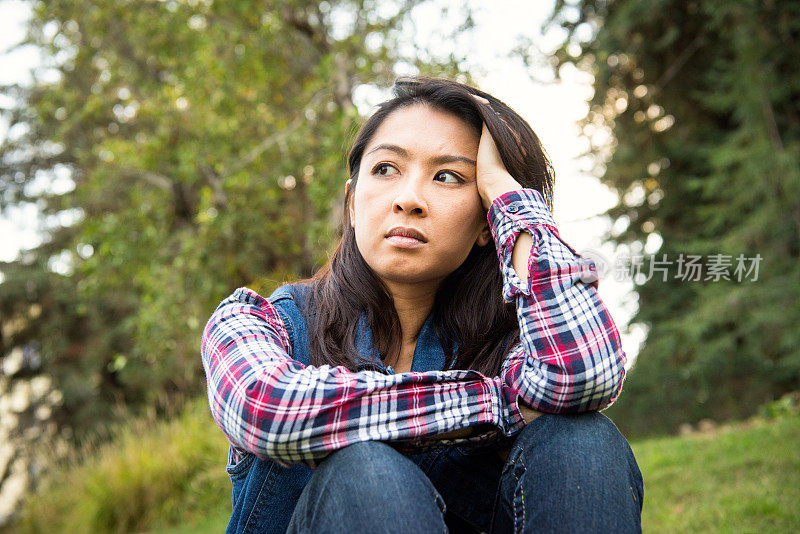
[478,123,502,167]
[471,93,490,105]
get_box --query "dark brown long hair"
[305,76,555,376]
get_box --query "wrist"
[518,398,544,424]
[480,174,523,210]
[497,379,528,433]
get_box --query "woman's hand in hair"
[475,121,524,210]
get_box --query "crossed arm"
[201,187,626,468]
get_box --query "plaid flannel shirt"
[201,188,627,468]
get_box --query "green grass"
[16,402,800,533]
[149,513,230,534]
[633,416,800,532]
[18,399,232,533]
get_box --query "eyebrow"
[366,143,476,167]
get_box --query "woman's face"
[350,103,490,288]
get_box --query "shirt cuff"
[387,374,510,452]
[488,188,558,234]
[486,189,557,299]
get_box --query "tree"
[547,0,800,436]
[0,0,473,439]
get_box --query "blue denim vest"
[225,283,452,534]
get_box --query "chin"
[373,265,449,287]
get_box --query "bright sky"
[0,0,645,359]
[0,0,40,262]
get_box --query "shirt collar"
[354,312,448,373]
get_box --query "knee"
[312,441,442,507]
[510,412,642,490]
[497,413,643,532]
[515,412,630,461]
[289,441,447,533]
[318,441,411,484]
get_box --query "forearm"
[484,178,547,423]
[488,188,628,415]
[202,288,514,468]
[511,231,534,287]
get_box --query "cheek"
[438,198,485,241]
[351,189,385,254]
[351,186,381,229]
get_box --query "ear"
[476,224,491,247]
[346,179,355,227]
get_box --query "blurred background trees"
[2,0,800,529]
[549,0,800,435]
[0,0,800,531]
[0,0,798,502]
[0,0,470,439]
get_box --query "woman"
[201,77,643,533]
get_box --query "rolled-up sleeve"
[488,188,627,422]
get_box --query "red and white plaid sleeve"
[201,288,510,468]
[488,188,627,427]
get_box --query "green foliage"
[18,398,230,533]
[18,397,800,533]
[549,0,800,436]
[0,0,472,435]
[758,391,800,420]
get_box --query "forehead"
[363,103,479,158]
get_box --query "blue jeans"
[286,412,643,533]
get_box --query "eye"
[434,170,464,184]
[371,163,399,176]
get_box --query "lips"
[385,226,428,243]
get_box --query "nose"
[392,174,428,216]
